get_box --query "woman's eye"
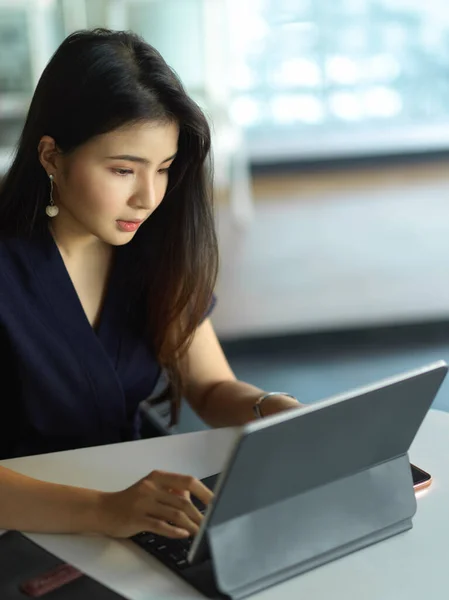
[158,167,171,174]
[113,168,133,176]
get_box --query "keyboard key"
[169,552,183,562]
[133,532,156,544]
[132,532,193,571]
[144,537,156,547]
[134,531,151,539]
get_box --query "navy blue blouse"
[0,228,214,459]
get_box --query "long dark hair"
[0,28,219,426]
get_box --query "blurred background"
[2,0,449,432]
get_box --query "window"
[227,0,449,161]
[0,0,63,153]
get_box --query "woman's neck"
[48,219,111,263]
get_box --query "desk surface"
[2,410,449,600]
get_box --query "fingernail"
[177,529,190,537]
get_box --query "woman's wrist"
[82,489,109,535]
[48,484,107,535]
[88,490,126,536]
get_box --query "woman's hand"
[258,395,305,418]
[96,470,214,539]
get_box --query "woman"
[0,29,300,540]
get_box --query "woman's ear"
[37,136,61,177]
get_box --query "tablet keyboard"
[131,530,193,570]
[131,474,218,571]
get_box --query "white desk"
[2,410,449,600]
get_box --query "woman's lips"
[116,220,143,232]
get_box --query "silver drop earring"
[46,174,59,217]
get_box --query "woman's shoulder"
[0,234,31,268]
[0,235,20,267]
[0,233,48,299]
[0,230,47,258]
[0,232,31,250]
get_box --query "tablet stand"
[186,453,416,599]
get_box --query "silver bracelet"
[253,391,298,419]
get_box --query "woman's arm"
[0,465,213,538]
[0,465,101,534]
[180,319,301,428]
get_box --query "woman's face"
[41,120,179,246]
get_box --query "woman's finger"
[169,487,191,501]
[149,501,200,535]
[142,516,191,539]
[156,490,204,526]
[149,471,214,507]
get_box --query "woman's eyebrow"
[105,152,177,164]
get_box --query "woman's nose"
[132,178,158,211]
